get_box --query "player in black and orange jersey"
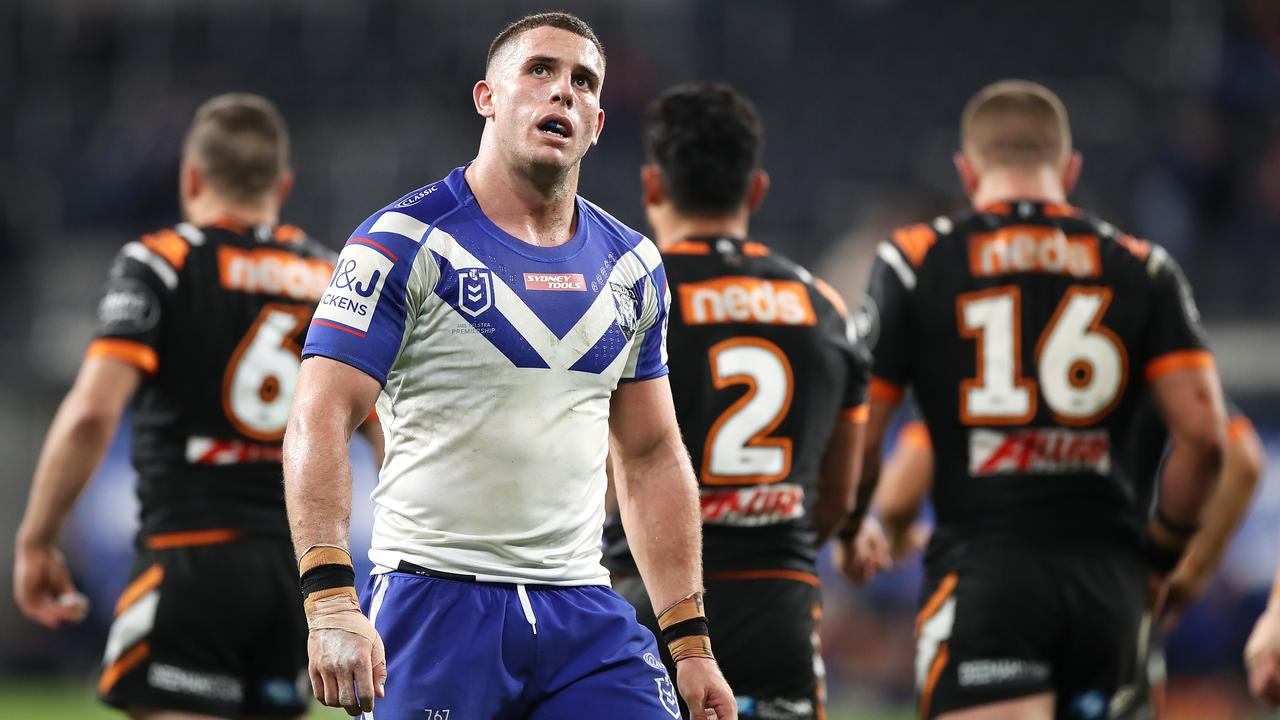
[841,80,1228,720]
[602,83,883,720]
[13,94,380,719]
[864,398,1264,719]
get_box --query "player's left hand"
[1246,606,1280,705]
[675,656,737,719]
[1159,556,1212,625]
[833,517,892,585]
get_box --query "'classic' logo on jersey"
[678,277,816,327]
[523,272,586,291]
[313,244,394,333]
[393,183,438,208]
[968,428,1110,476]
[459,268,493,317]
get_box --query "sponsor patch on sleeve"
[313,244,394,333]
[98,279,160,334]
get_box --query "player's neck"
[465,156,579,248]
[184,195,279,229]
[652,210,749,250]
[969,165,1068,210]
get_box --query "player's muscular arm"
[1148,367,1226,568]
[284,356,379,554]
[848,397,899,534]
[873,432,934,558]
[833,397,898,583]
[609,377,703,614]
[1166,418,1264,614]
[610,377,737,720]
[284,356,385,716]
[15,357,140,628]
[814,418,865,544]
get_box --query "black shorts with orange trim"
[99,534,308,717]
[616,573,825,719]
[915,536,1144,720]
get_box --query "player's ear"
[276,169,295,207]
[590,108,605,147]
[473,80,495,119]
[746,169,770,212]
[954,152,980,196]
[181,161,202,202]
[640,164,664,208]
[1062,151,1083,195]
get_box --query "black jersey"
[603,236,870,575]
[862,201,1211,553]
[88,221,335,538]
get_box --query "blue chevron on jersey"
[301,165,671,585]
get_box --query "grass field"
[1,681,913,719]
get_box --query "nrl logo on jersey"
[459,268,493,317]
[610,281,640,340]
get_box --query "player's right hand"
[305,589,387,716]
[13,543,89,629]
[1246,606,1280,705]
[675,656,737,719]
[832,517,892,585]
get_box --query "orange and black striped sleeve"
[1142,248,1214,384]
[86,231,184,374]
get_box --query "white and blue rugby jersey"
[303,166,670,585]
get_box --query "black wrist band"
[837,511,865,541]
[300,563,356,597]
[1143,534,1183,574]
[660,617,710,644]
[1155,508,1199,540]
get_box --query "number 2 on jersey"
[958,285,1127,426]
[703,337,794,485]
[223,304,312,441]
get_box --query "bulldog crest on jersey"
[610,281,640,340]
[459,268,493,317]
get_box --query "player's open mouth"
[537,116,573,140]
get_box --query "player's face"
[485,27,605,177]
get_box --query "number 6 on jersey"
[222,304,312,440]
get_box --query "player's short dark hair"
[183,93,289,204]
[961,79,1072,169]
[645,83,764,218]
[486,12,605,73]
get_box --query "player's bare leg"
[935,693,1054,720]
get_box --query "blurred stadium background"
[2,0,1279,717]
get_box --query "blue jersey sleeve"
[303,210,436,385]
[621,255,670,382]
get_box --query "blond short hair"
[961,80,1071,169]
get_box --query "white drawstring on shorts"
[516,584,538,635]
